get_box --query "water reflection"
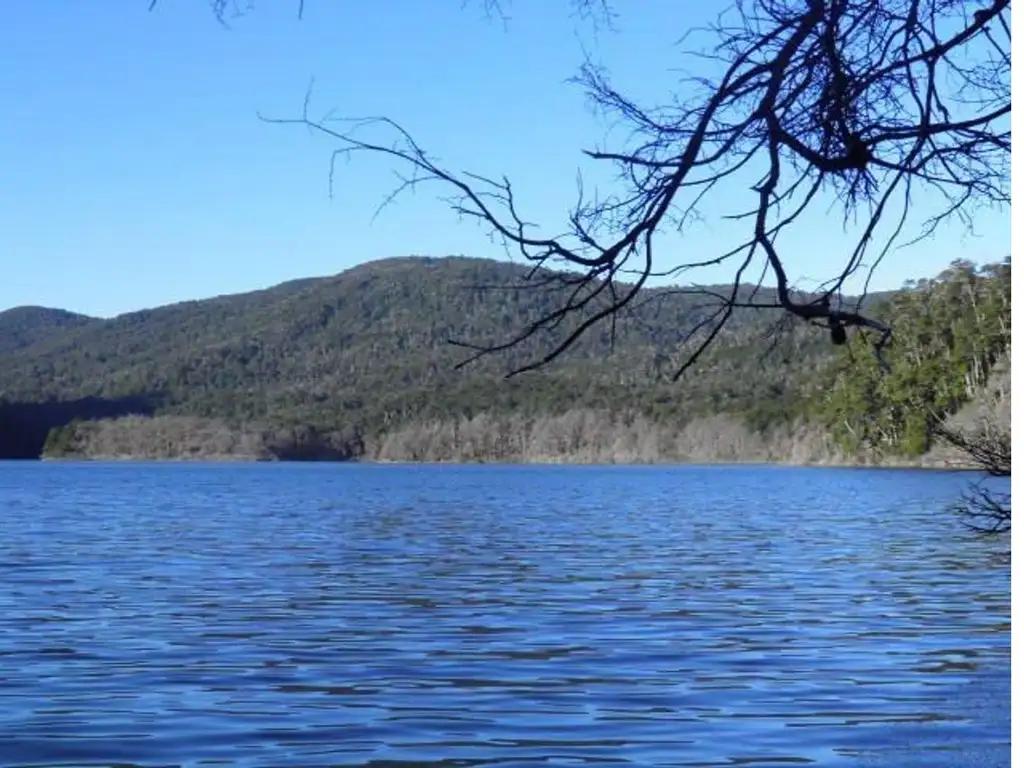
[0,463,1009,767]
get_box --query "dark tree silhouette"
[169,0,1011,378]
[935,408,1011,534]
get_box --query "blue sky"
[0,1,1009,317]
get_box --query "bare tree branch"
[149,1,305,22]
[950,481,1010,534]
[230,0,1010,377]
[933,387,1011,533]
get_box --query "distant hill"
[0,255,1009,463]
[0,256,831,425]
[0,306,97,355]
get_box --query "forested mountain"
[0,255,1009,463]
[0,307,97,355]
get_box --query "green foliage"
[0,307,96,355]
[0,257,827,431]
[816,259,1010,457]
[42,422,79,457]
[0,255,1010,461]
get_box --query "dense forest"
[0,255,1009,464]
[818,260,1011,458]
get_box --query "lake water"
[0,463,1010,767]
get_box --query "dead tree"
[181,0,1012,378]
[934,411,1010,534]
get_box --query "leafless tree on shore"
[935,410,1010,534]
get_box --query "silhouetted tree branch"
[934,393,1010,534]
[951,482,1010,535]
[184,0,1011,378]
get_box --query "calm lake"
[0,462,1010,767]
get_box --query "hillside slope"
[0,255,1009,463]
[0,306,98,355]
[0,257,830,430]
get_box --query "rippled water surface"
[0,463,1010,767]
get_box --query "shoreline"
[35,454,981,472]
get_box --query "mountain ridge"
[0,306,99,355]
[0,255,1008,464]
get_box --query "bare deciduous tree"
[170,0,1011,378]
[932,361,1010,533]
[934,411,1010,534]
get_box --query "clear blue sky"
[0,1,1009,317]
